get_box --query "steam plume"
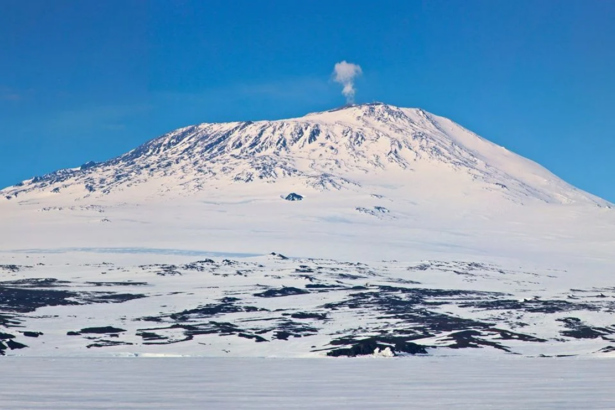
[332,61,362,103]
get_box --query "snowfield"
[0,103,614,358]
[1,251,615,358]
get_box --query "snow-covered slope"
[1,103,608,206]
[1,103,614,358]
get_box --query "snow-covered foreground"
[2,250,615,358]
[1,357,614,409]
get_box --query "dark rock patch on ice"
[237,333,268,342]
[79,326,127,334]
[557,317,615,339]
[86,281,149,287]
[86,340,133,348]
[168,303,264,321]
[254,287,309,298]
[137,331,168,341]
[284,193,303,201]
[0,331,27,355]
[138,299,266,323]
[290,312,327,320]
[0,265,30,273]
[305,283,342,289]
[0,278,146,314]
[462,298,597,314]
[139,264,182,276]
[355,206,391,218]
[137,321,272,345]
[326,336,428,357]
[21,331,43,338]
[443,330,511,352]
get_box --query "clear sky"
[1,0,614,201]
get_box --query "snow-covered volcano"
[1,102,613,260]
[1,104,614,358]
[1,103,608,207]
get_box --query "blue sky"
[1,0,614,201]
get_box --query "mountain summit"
[1,103,608,207]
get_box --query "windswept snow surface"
[0,103,614,358]
[2,357,615,409]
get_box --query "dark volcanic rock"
[284,193,303,201]
[290,312,327,320]
[86,281,149,287]
[139,299,266,323]
[0,278,69,288]
[0,265,26,273]
[0,332,28,355]
[137,331,168,341]
[137,321,273,345]
[444,330,511,352]
[322,287,495,333]
[305,283,342,289]
[314,285,554,353]
[168,303,263,321]
[79,326,126,334]
[6,339,28,350]
[557,317,614,339]
[462,298,597,314]
[254,287,309,298]
[86,340,133,348]
[21,331,43,338]
[489,328,546,343]
[237,333,268,343]
[0,286,81,313]
[327,336,428,357]
[90,293,146,304]
[273,320,318,339]
[274,331,292,341]
[0,278,146,313]
[0,332,15,340]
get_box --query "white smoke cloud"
[332,61,362,103]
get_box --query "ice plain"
[1,357,614,409]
